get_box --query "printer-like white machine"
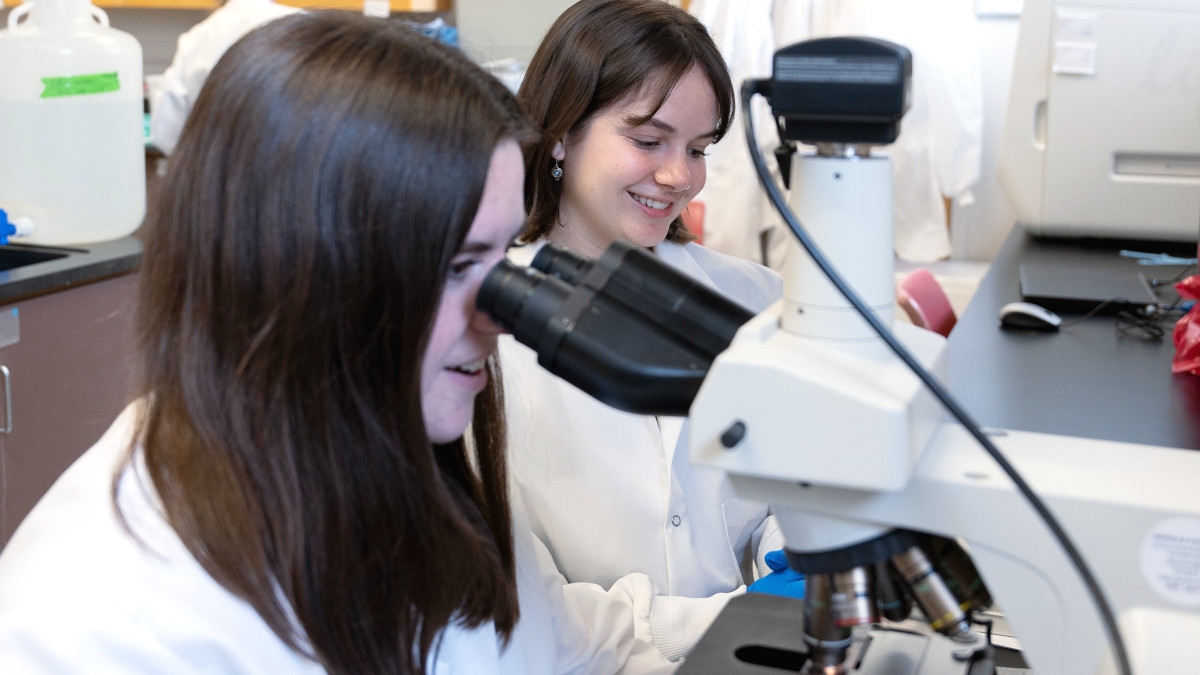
[1000,0,1200,242]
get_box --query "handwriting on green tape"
[40,72,121,98]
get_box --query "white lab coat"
[809,0,983,264]
[150,0,300,156]
[0,403,674,675]
[686,0,806,271]
[499,240,784,662]
[689,0,983,265]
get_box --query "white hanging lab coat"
[809,0,983,263]
[150,0,300,156]
[0,403,674,675]
[689,0,983,265]
[687,0,808,271]
[499,240,784,662]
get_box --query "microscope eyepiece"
[475,240,759,417]
[530,243,593,286]
[476,258,573,349]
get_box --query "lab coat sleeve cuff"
[646,588,741,662]
[604,572,657,647]
[754,514,784,580]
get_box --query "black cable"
[1060,264,1195,332]
[1146,263,1198,288]
[1057,298,1120,328]
[968,614,995,651]
[1115,309,1166,341]
[1052,292,1182,339]
[741,78,1132,675]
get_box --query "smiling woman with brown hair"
[498,0,788,663]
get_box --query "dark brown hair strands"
[124,12,528,674]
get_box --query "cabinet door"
[0,272,139,548]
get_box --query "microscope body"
[694,149,946,497]
[692,339,1200,674]
[687,67,1200,674]
[690,145,988,675]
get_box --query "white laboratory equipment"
[999,0,1200,242]
[0,0,145,245]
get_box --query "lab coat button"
[671,515,681,526]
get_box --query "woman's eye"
[632,138,659,149]
[450,259,476,277]
[688,147,710,158]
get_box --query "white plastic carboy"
[0,0,144,246]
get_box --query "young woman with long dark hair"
[0,12,671,674]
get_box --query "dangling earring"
[551,159,563,182]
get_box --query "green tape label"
[40,72,121,98]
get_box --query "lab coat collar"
[653,241,722,293]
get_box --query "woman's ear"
[552,139,566,162]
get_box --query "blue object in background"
[406,17,457,47]
[747,549,805,599]
[0,208,15,245]
[0,208,32,245]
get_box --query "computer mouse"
[998,301,1062,331]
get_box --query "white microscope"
[478,35,1200,675]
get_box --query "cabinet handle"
[0,365,10,435]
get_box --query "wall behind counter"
[949,11,1021,263]
[0,7,207,75]
[0,7,452,76]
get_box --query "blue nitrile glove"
[746,549,805,599]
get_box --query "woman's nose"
[657,151,691,191]
[471,306,507,335]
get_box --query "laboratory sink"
[0,237,140,305]
[0,245,72,272]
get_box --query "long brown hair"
[518,0,734,244]
[126,12,527,673]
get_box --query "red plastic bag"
[1172,273,1200,375]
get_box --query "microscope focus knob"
[720,421,747,448]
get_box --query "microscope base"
[679,593,994,674]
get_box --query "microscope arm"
[689,300,1200,675]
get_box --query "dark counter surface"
[947,227,1200,450]
[0,236,142,306]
